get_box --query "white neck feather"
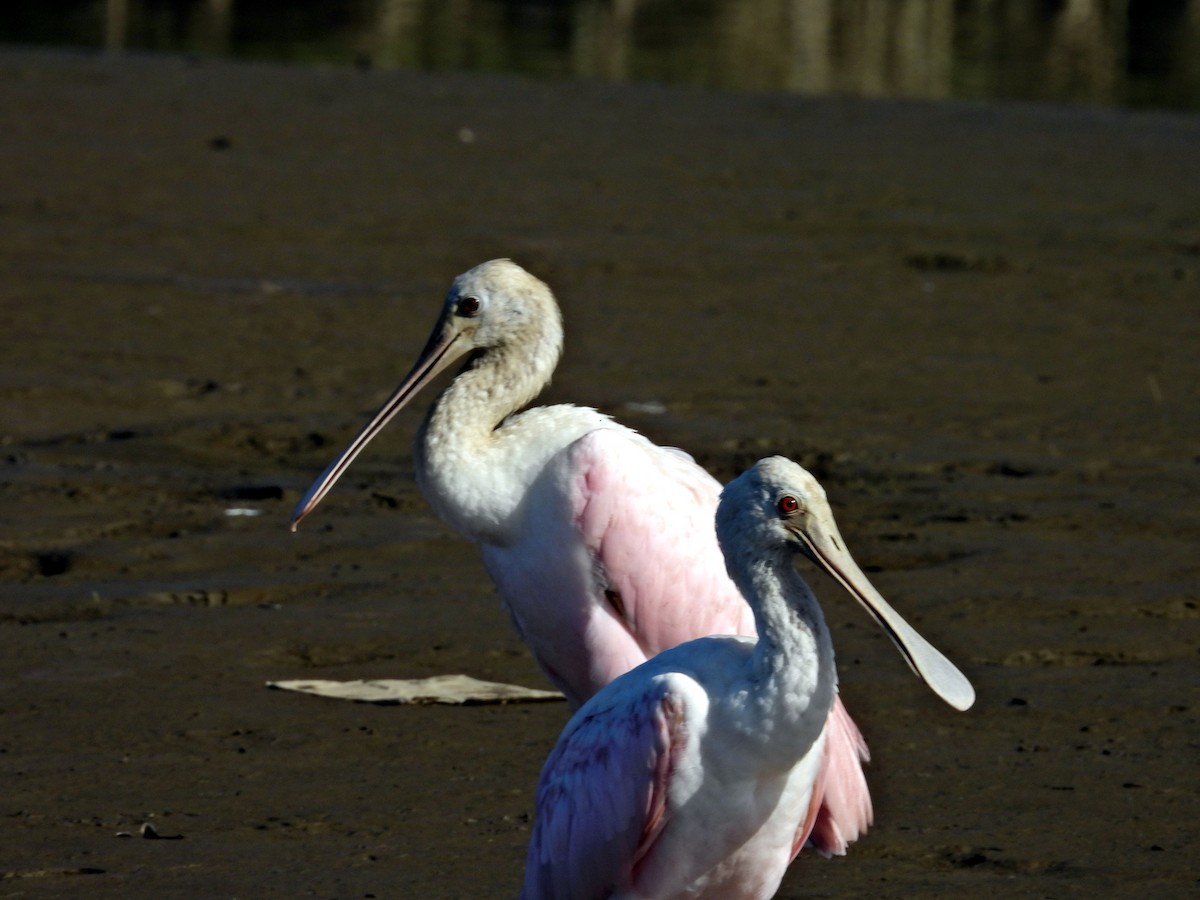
[411,314,605,545]
[729,550,838,759]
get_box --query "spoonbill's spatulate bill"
[290,259,968,855]
[521,457,974,900]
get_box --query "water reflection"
[4,0,1198,110]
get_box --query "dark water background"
[3,0,1199,111]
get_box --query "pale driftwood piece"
[267,674,564,705]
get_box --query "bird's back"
[481,425,756,705]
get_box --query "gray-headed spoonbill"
[521,456,974,899]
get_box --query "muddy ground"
[1,49,1197,898]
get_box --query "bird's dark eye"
[458,297,481,317]
[777,495,801,516]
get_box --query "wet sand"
[1,49,1197,898]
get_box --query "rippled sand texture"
[1,50,1197,898]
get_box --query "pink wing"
[483,427,755,708]
[520,674,690,900]
[569,428,757,664]
[794,697,873,859]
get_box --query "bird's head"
[289,259,561,531]
[438,259,561,358]
[718,456,976,711]
[717,456,833,561]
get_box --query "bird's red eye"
[777,495,800,515]
[458,297,480,317]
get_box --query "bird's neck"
[734,554,838,756]
[414,331,561,543]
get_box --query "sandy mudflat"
[1,49,1197,898]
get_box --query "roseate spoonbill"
[291,260,867,851]
[521,457,974,900]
